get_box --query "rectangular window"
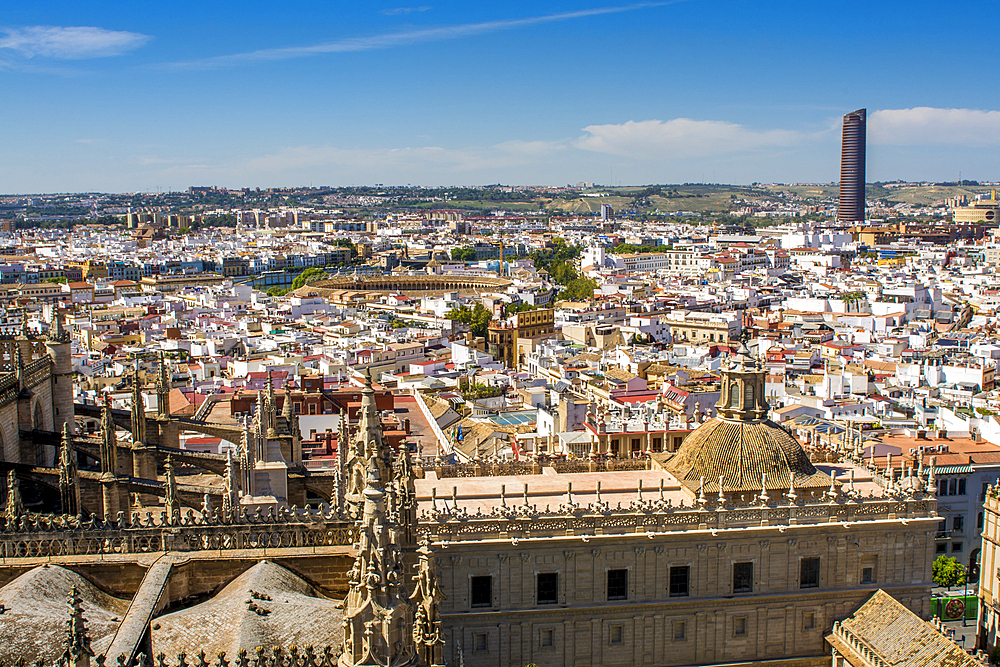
[800,557,821,589]
[537,572,558,604]
[474,633,488,653]
[936,544,947,554]
[979,512,985,530]
[609,625,623,645]
[949,479,957,495]
[607,569,628,601]
[861,567,874,584]
[958,479,967,495]
[471,576,492,608]
[734,617,747,637]
[733,562,753,593]
[952,541,963,553]
[939,479,948,496]
[540,629,553,648]
[673,621,686,641]
[954,516,964,533]
[803,612,815,630]
[669,566,690,597]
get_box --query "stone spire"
[156,351,170,418]
[223,449,240,521]
[5,470,23,523]
[345,371,392,517]
[410,537,446,667]
[130,365,146,446]
[264,372,278,439]
[99,395,118,475]
[394,444,417,547]
[64,586,93,667]
[164,455,179,524]
[340,461,416,667]
[358,370,391,480]
[282,379,294,420]
[59,423,80,516]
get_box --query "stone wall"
[435,520,937,667]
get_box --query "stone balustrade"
[420,491,937,541]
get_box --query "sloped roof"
[0,565,129,663]
[829,589,978,667]
[152,561,343,658]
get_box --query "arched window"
[744,384,755,411]
[728,382,740,409]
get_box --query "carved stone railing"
[11,645,342,667]
[23,356,52,389]
[0,505,357,558]
[829,620,886,667]
[435,460,539,478]
[0,373,17,406]
[419,493,938,541]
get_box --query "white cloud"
[0,26,149,59]
[380,7,432,16]
[166,2,675,69]
[869,107,1000,146]
[574,118,801,159]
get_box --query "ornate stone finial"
[847,468,856,496]
[65,586,93,667]
[100,394,118,476]
[927,455,937,491]
[281,380,294,420]
[826,469,840,500]
[697,476,706,505]
[785,468,798,504]
[5,470,23,522]
[758,473,770,505]
[717,475,725,504]
[409,537,445,666]
[164,455,179,524]
[222,449,238,521]
[59,423,79,516]
[130,364,146,446]
[157,351,170,418]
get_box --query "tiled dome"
[664,416,831,493]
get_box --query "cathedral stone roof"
[0,564,129,664]
[663,416,830,492]
[151,561,343,658]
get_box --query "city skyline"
[3,0,1000,193]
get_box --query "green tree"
[447,303,493,337]
[291,267,329,290]
[44,276,68,284]
[507,301,538,314]
[932,554,967,589]
[451,247,477,261]
[559,277,598,301]
[548,261,578,285]
[266,286,290,297]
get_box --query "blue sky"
[2,0,999,193]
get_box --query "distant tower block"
[44,312,74,434]
[838,108,866,224]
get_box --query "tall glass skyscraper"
[838,109,866,223]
